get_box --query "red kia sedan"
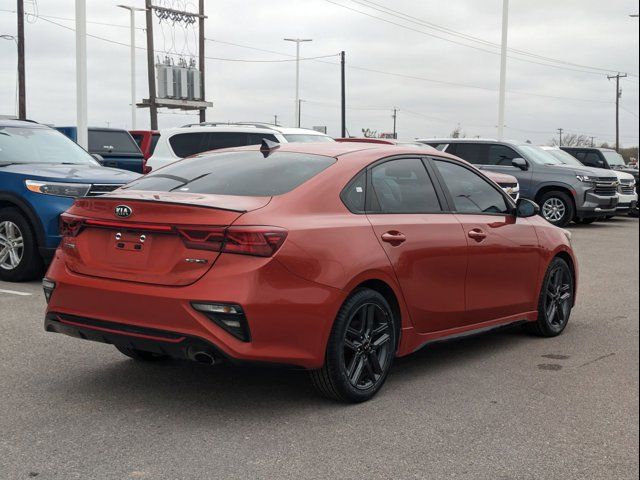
[43,142,577,402]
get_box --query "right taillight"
[176,226,287,257]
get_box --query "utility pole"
[590,136,595,147]
[298,99,304,128]
[607,73,627,152]
[144,0,157,130]
[117,5,145,130]
[285,38,312,128]
[198,0,205,123]
[557,128,564,146]
[392,108,398,139]
[16,0,26,119]
[497,0,509,140]
[75,0,88,149]
[341,51,346,138]
[273,115,278,126]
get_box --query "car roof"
[158,125,280,135]
[0,118,47,129]
[418,138,528,146]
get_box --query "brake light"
[176,227,226,252]
[176,226,287,257]
[59,214,84,237]
[223,226,288,257]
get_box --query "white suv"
[146,123,333,171]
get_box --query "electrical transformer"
[156,57,174,99]
[173,58,189,100]
[188,60,201,100]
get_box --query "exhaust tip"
[193,351,216,366]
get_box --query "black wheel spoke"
[372,332,390,349]
[349,355,365,385]
[368,352,383,375]
[344,338,359,351]
[364,304,375,335]
[547,302,557,324]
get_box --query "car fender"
[531,180,577,201]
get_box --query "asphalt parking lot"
[1,217,638,480]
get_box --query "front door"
[431,158,541,324]
[365,157,468,333]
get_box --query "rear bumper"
[615,193,638,213]
[44,253,345,369]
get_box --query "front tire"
[0,207,44,282]
[310,289,397,403]
[525,257,574,337]
[538,191,574,228]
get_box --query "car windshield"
[543,148,583,166]
[122,151,336,196]
[519,145,563,165]
[601,150,626,167]
[283,134,335,143]
[0,126,97,165]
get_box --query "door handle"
[468,228,487,242]
[381,231,406,246]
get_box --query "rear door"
[364,157,468,333]
[431,158,540,324]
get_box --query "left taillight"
[59,214,84,237]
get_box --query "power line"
[323,0,639,77]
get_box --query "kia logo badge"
[114,205,133,218]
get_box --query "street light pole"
[0,35,18,116]
[497,0,509,140]
[16,0,26,119]
[75,0,88,149]
[117,5,146,130]
[284,38,312,128]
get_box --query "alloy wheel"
[541,198,566,223]
[342,303,393,390]
[544,265,572,331]
[0,221,24,271]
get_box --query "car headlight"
[25,180,91,198]
[576,175,597,183]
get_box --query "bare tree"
[550,133,592,147]
[450,125,465,138]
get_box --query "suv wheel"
[310,289,397,403]
[0,208,44,282]
[525,257,574,337]
[539,191,574,227]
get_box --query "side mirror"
[91,154,105,165]
[516,198,539,218]
[512,158,528,170]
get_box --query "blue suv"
[0,119,139,282]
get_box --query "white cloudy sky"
[0,0,638,146]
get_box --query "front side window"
[370,158,441,214]
[123,151,335,197]
[434,160,509,214]
[580,152,603,168]
[488,145,519,166]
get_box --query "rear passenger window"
[169,132,279,158]
[451,143,488,165]
[580,152,601,167]
[370,158,441,214]
[488,145,519,166]
[88,130,141,155]
[341,171,366,213]
[434,160,509,214]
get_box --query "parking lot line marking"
[0,288,32,296]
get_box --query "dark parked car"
[419,139,619,227]
[55,127,144,174]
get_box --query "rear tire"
[525,257,574,337]
[115,345,170,362]
[538,191,574,228]
[310,288,397,403]
[0,207,44,282]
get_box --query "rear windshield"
[89,130,141,155]
[122,151,336,196]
